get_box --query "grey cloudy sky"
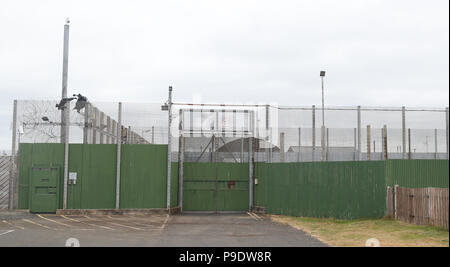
[0,0,449,151]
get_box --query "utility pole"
[61,18,70,143]
[62,18,70,209]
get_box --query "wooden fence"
[387,186,449,229]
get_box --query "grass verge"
[270,215,449,247]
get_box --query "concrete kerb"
[56,207,182,216]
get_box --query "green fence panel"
[183,162,217,211]
[386,160,449,188]
[183,162,249,211]
[69,144,117,209]
[19,143,171,210]
[264,161,387,220]
[254,162,268,207]
[119,144,168,209]
[217,163,249,211]
[18,143,64,209]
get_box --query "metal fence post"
[402,106,406,159]
[321,125,326,161]
[178,109,184,211]
[83,102,90,144]
[312,105,316,161]
[408,128,412,160]
[115,102,122,209]
[367,125,371,160]
[249,126,253,211]
[266,105,270,162]
[269,127,273,163]
[353,128,357,160]
[357,106,361,161]
[166,86,173,210]
[298,127,301,162]
[326,127,329,161]
[60,20,70,144]
[434,128,438,159]
[92,107,97,144]
[280,132,285,162]
[9,100,17,210]
[62,101,70,210]
[383,125,388,160]
[446,107,449,159]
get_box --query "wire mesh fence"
[12,100,449,162]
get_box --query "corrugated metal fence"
[255,160,449,221]
[386,160,449,188]
[0,156,11,209]
[18,143,177,210]
[255,161,387,220]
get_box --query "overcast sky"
[0,0,449,152]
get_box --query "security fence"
[4,97,449,211]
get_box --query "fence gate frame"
[177,107,255,213]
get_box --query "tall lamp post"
[320,71,326,161]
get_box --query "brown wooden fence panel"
[393,186,449,229]
[429,188,449,228]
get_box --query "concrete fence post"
[402,106,406,159]
[280,132,285,163]
[100,112,105,144]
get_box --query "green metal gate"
[183,163,249,212]
[29,165,61,213]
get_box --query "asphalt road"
[0,212,326,247]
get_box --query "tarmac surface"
[0,211,326,247]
